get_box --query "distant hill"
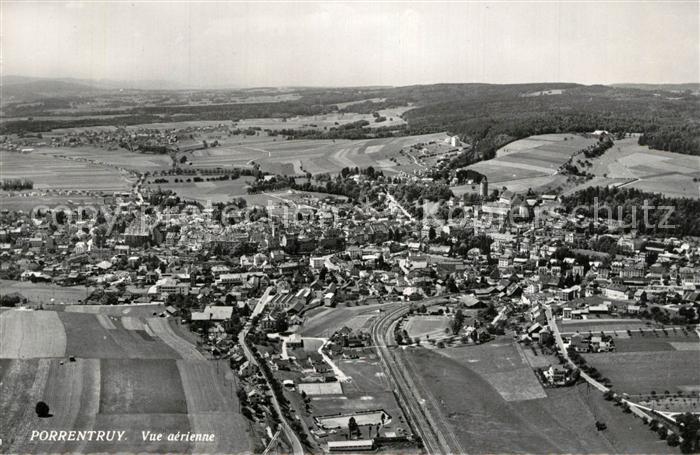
[1,76,104,101]
[612,83,700,94]
[1,76,191,102]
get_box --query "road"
[369,299,462,455]
[385,192,416,222]
[239,292,304,455]
[544,305,653,421]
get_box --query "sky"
[2,1,698,88]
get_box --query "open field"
[148,176,254,203]
[0,280,95,305]
[0,309,251,453]
[463,134,598,192]
[236,106,409,131]
[583,350,700,394]
[0,310,67,358]
[100,359,187,414]
[61,303,165,318]
[33,146,173,171]
[185,133,449,176]
[1,150,132,191]
[566,138,700,199]
[0,193,109,211]
[58,312,180,359]
[438,343,546,402]
[403,344,667,453]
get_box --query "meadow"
[401,341,670,454]
[0,309,251,454]
[583,349,700,395]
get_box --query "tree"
[677,413,700,453]
[667,433,680,447]
[348,417,359,438]
[428,226,436,241]
[35,401,50,417]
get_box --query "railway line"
[369,300,462,455]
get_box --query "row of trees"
[1,178,34,191]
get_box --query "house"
[287,333,304,349]
[458,294,487,309]
[603,284,630,301]
[155,277,190,295]
[570,333,588,352]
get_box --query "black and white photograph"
[1,1,699,454]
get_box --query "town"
[2,142,699,453]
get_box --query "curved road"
[239,321,304,455]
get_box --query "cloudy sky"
[2,1,698,87]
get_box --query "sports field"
[310,356,407,438]
[404,315,451,340]
[148,176,254,203]
[0,280,95,305]
[0,309,251,453]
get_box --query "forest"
[561,186,700,237]
[3,84,697,160]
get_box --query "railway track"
[370,301,461,455]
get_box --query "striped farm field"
[0,150,131,191]
[0,310,67,358]
[463,133,598,192]
[0,310,252,453]
[186,132,449,176]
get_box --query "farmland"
[0,309,251,453]
[185,132,451,176]
[583,350,700,394]
[400,342,668,453]
[0,150,132,191]
[236,106,409,131]
[33,146,173,172]
[462,133,598,192]
[565,137,700,199]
